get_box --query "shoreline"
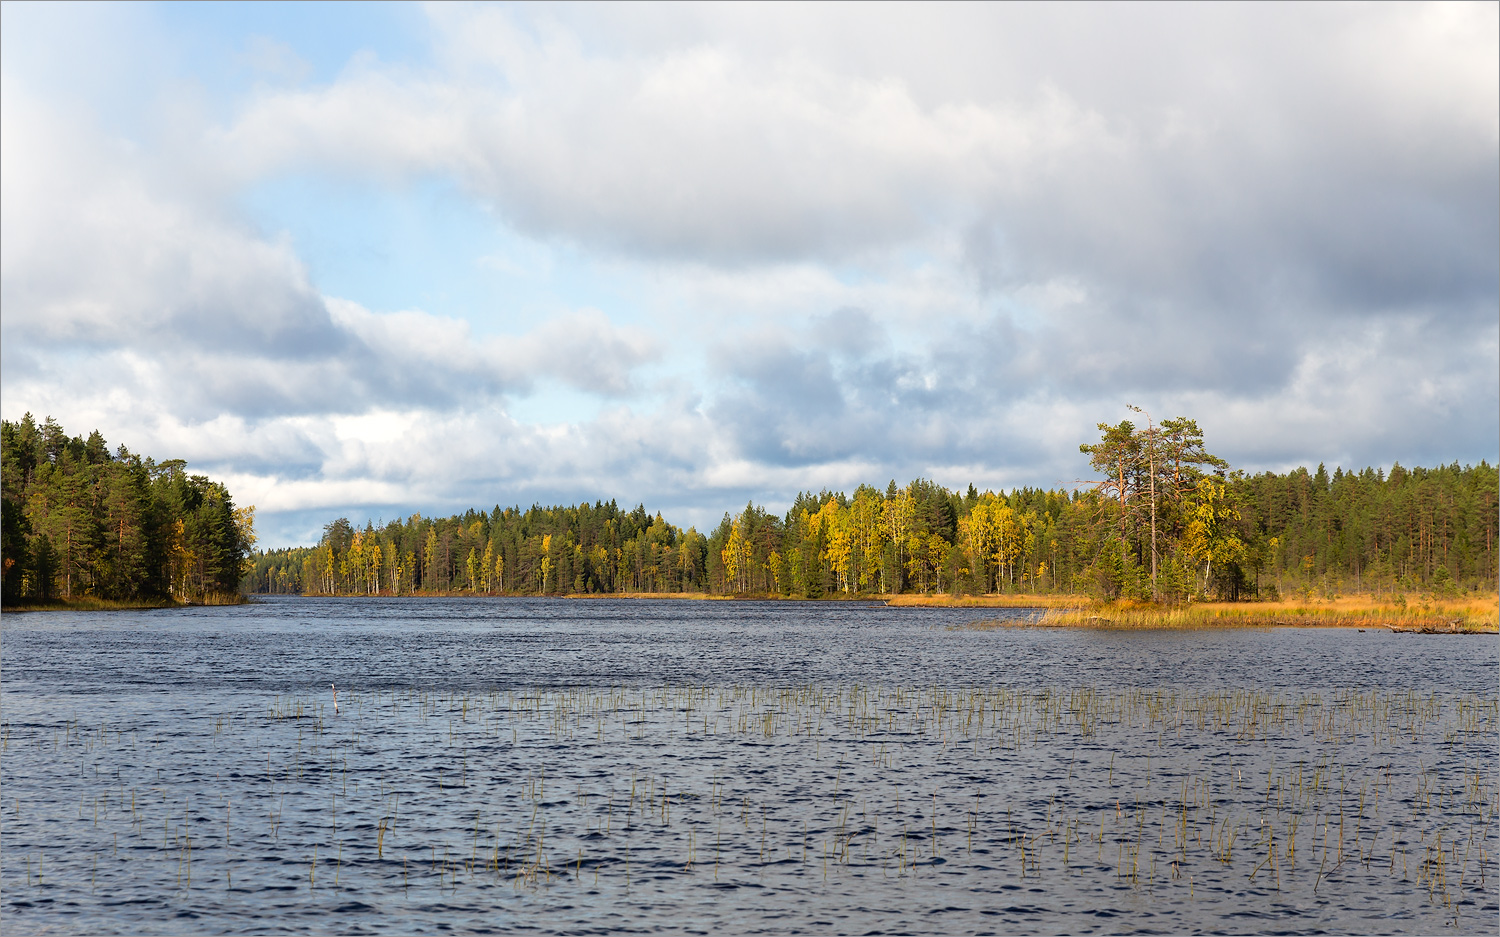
[257,590,1075,605]
[16,590,1492,633]
[965,617,1498,633]
[3,593,248,612]
[966,596,1499,633]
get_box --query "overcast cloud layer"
[2,2,1496,546]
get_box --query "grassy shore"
[886,593,1091,609]
[295,590,889,601]
[569,590,737,600]
[239,589,1497,633]
[3,593,248,612]
[294,590,747,600]
[570,590,894,599]
[964,593,1499,632]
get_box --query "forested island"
[1,415,255,606]
[244,419,1497,602]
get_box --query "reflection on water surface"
[2,597,1496,934]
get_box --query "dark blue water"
[3,597,1496,934]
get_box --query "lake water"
[2,597,1496,934]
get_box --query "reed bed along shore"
[292,590,890,601]
[964,594,1500,632]
[887,593,1091,609]
[1,592,249,613]
[570,591,742,601]
[2,682,1496,932]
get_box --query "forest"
[1,415,256,605]
[245,418,1497,602]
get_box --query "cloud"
[2,4,1495,546]
[704,297,1498,489]
[208,18,1108,263]
[515,309,662,396]
[1,80,660,425]
[196,4,1499,412]
[1,81,349,375]
[239,35,313,85]
[200,4,1497,289]
[0,78,670,543]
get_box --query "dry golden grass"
[198,592,251,606]
[571,591,898,601]
[885,593,1091,609]
[567,591,736,601]
[304,590,827,601]
[6,592,252,611]
[965,592,1498,632]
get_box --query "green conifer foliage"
[1,415,253,603]
[233,418,1500,601]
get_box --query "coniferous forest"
[242,419,1497,602]
[1,415,255,605]
[3,414,1492,605]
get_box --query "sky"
[2,1,1496,548]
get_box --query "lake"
[2,597,1496,934]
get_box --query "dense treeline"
[247,503,711,598]
[1071,419,1497,600]
[1235,461,1497,597]
[246,419,1496,600]
[9,412,1485,605]
[1,415,255,604]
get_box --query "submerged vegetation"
[4,682,1495,930]
[247,417,1496,603]
[1,415,255,607]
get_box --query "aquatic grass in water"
[3,597,1495,933]
[2,683,1496,934]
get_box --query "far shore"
[283,588,1500,633]
[3,593,247,612]
[10,590,1493,633]
[268,590,1086,604]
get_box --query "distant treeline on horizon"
[247,429,1497,602]
[3,413,1492,606]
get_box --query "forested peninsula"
[246,419,1497,602]
[1,415,255,606]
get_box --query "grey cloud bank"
[1,2,1494,547]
